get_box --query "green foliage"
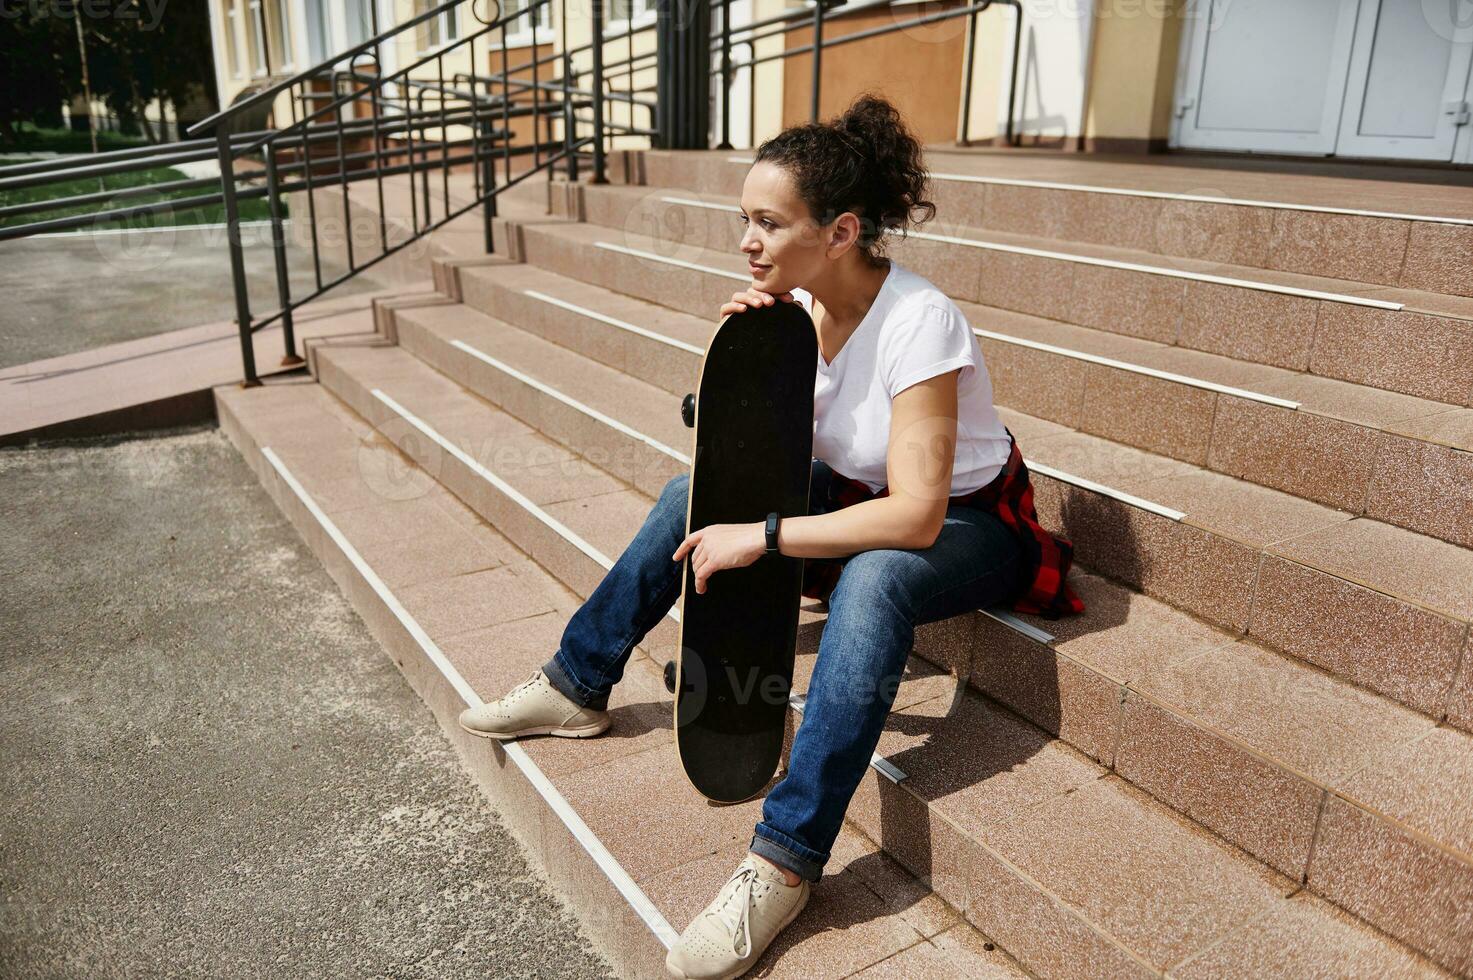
[0,0,219,146]
[0,158,276,232]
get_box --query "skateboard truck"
[681,392,696,428]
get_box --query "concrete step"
[629,147,1473,300]
[438,259,1473,724]
[359,301,1472,971]
[454,248,1473,553]
[563,179,1473,410]
[214,371,1033,980]
[284,336,1456,977]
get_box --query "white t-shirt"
[791,260,1011,496]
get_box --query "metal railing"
[0,0,1021,387]
[183,0,636,384]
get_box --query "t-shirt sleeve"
[881,301,977,399]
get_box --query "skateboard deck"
[671,300,818,804]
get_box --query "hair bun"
[753,93,936,265]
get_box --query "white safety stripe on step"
[927,171,1473,228]
[972,329,1302,409]
[523,288,706,355]
[789,694,906,784]
[259,445,680,949]
[369,387,916,788]
[658,195,1301,409]
[1027,460,1187,521]
[981,609,1055,645]
[372,389,621,572]
[661,192,1404,310]
[372,388,686,633]
[490,288,1184,634]
[446,340,692,465]
[592,240,749,282]
[725,155,1473,227]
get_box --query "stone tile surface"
[1270,519,1473,621]
[983,776,1292,971]
[1307,794,1473,976]
[1335,726,1473,858]
[1248,555,1465,714]
[1178,282,1318,371]
[1168,891,1452,979]
[1130,639,1434,784]
[1115,690,1322,878]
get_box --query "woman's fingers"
[719,288,795,320]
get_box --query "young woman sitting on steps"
[459,92,1083,980]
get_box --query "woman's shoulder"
[887,264,964,322]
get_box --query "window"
[606,0,654,32]
[224,0,245,77]
[248,0,268,75]
[503,0,552,43]
[267,0,293,69]
[414,0,461,51]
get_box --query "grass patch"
[0,158,276,233]
[1,123,156,156]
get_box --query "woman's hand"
[672,522,768,594]
[720,287,794,319]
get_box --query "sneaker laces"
[707,865,761,957]
[500,670,543,705]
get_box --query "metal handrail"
[192,0,600,385]
[2,0,1025,388]
[185,0,498,137]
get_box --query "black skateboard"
[665,300,818,804]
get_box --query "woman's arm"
[776,369,961,558]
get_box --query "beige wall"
[780,0,970,144]
[204,0,1187,154]
[1082,0,1185,149]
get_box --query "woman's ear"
[825,211,862,259]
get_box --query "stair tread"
[366,309,1473,856]
[523,214,1473,450]
[579,180,1473,322]
[217,374,1020,979]
[321,329,1473,882]
[661,146,1473,224]
[224,361,1447,977]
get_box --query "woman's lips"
[749,262,770,274]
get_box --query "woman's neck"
[806,256,891,328]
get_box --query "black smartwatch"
[764,512,782,556]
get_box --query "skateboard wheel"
[663,659,677,693]
[681,393,696,428]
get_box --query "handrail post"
[809,0,825,123]
[590,0,607,183]
[960,2,978,145]
[717,0,733,149]
[480,117,497,253]
[1006,0,1020,145]
[264,146,303,367]
[216,126,260,387]
[563,50,579,181]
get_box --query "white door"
[1174,0,1362,154]
[1334,0,1473,160]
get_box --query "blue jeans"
[541,458,1027,883]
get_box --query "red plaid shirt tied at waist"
[799,429,1086,620]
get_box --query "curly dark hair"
[753,93,936,267]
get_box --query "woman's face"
[738,161,832,293]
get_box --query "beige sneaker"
[665,854,810,979]
[458,669,611,740]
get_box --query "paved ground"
[0,227,380,369]
[0,426,615,979]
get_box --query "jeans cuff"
[542,652,610,712]
[750,826,825,883]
